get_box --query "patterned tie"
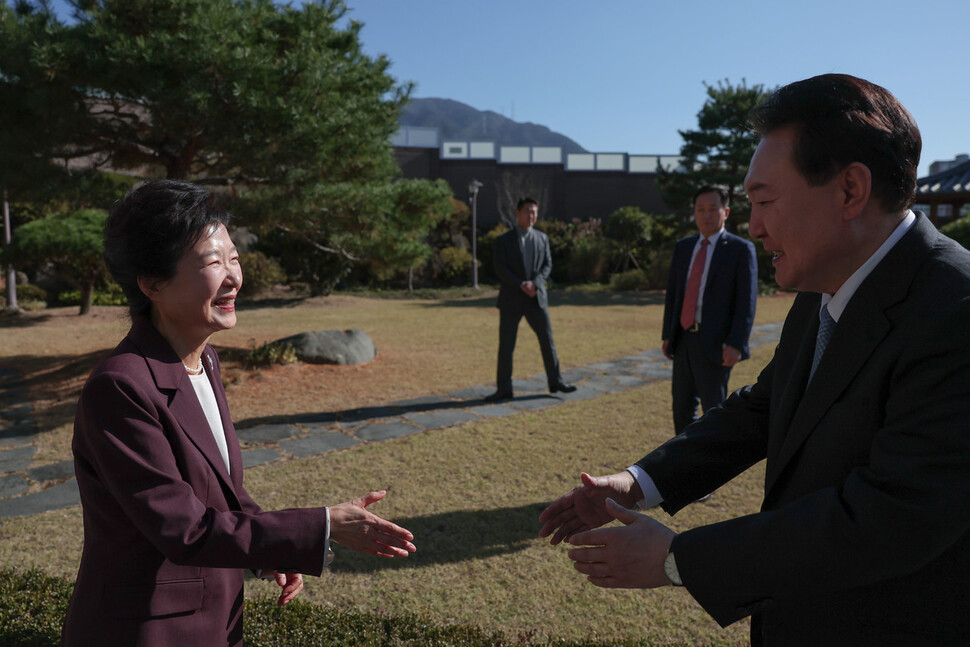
[680,238,709,330]
[809,304,835,382]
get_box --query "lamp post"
[468,179,483,289]
[3,190,18,312]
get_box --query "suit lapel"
[677,235,699,289]
[764,295,819,487]
[702,234,731,298]
[132,319,240,506]
[505,230,527,277]
[203,348,246,492]
[160,363,239,504]
[764,216,937,493]
[766,291,892,492]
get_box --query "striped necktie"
[809,304,835,382]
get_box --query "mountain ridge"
[399,97,588,154]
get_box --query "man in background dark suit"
[485,197,575,402]
[663,186,758,433]
[540,74,970,645]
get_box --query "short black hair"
[748,74,921,213]
[516,197,539,210]
[692,185,729,208]
[103,180,231,318]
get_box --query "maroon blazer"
[62,317,329,647]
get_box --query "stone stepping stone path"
[0,323,782,519]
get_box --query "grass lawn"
[0,288,794,645]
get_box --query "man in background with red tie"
[662,185,758,434]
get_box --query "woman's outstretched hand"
[329,490,416,557]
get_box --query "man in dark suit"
[485,197,575,402]
[663,185,758,433]
[539,74,970,645]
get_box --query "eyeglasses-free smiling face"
[693,191,729,239]
[745,126,851,294]
[146,223,242,346]
[516,202,538,229]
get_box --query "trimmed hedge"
[0,568,682,647]
[0,568,72,646]
[0,568,748,647]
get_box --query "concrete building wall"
[393,144,675,229]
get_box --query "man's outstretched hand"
[566,498,677,589]
[538,471,642,545]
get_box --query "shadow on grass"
[0,311,53,328]
[0,351,111,435]
[329,501,550,573]
[418,289,666,309]
[232,392,561,429]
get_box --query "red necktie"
[680,238,709,330]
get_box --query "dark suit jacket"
[494,227,552,311]
[663,231,758,365]
[639,215,970,645]
[62,317,330,647]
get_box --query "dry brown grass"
[2,289,795,466]
[0,289,795,645]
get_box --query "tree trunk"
[79,283,94,315]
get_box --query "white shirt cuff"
[626,465,664,509]
[323,507,334,568]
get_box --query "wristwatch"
[664,550,684,586]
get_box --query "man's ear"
[840,162,872,221]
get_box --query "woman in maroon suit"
[62,180,416,646]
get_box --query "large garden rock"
[274,329,377,365]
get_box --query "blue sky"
[47,0,967,177]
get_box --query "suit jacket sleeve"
[725,238,758,353]
[636,355,773,508]
[493,232,524,289]
[640,292,970,628]
[75,369,330,576]
[662,238,690,342]
[534,232,552,289]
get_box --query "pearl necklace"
[184,358,204,376]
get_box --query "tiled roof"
[916,159,970,197]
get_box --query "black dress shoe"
[550,382,577,394]
[484,390,514,402]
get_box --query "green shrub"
[610,269,648,291]
[477,223,509,281]
[244,597,517,647]
[12,283,48,305]
[941,215,970,250]
[240,251,287,295]
[0,568,72,646]
[245,341,298,368]
[438,246,472,282]
[643,246,674,290]
[566,238,611,283]
[56,281,127,306]
[0,567,676,647]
